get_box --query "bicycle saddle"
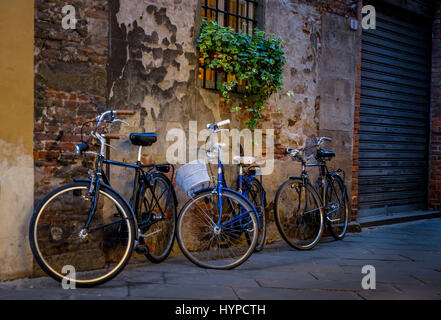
[129,133,157,146]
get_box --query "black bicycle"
[29,110,177,287]
[274,137,349,250]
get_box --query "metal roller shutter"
[358,3,432,217]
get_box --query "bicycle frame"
[102,159,175,227]
[296,159,346,220]
[80,146,176,237]
[203,148,261,229]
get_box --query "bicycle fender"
[328,172,347,194]
[150,172,179,207]
[330,168,346,181]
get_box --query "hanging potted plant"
[197,20,289,130]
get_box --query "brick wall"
[351,0,362,221]
[322,0,356,17]
[429,1,441,210]
[34,0,108,200]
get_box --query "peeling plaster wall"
[258,0,323,240]
[265,0,321,147]
[108,0,331,244]
[0,141,34,280]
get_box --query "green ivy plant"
[197,20,287,130]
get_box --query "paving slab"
[233,287,362,300]
[128,283,238,299]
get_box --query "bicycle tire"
[325,174,349,240]
[177,189,258,269]
[29,181,136,288]
[139,172,177,263]
[274,178,324,250]
[245,178,266,252]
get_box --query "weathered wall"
[0,0,34,280]
[34,0,108,199]
[26,0,360,279]
[318,11,358,222]
[33,0,109,275]
[107,0,338,244]
[262,0,322,240]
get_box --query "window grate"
[199,0,259,92]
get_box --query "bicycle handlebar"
[76,109,134,155]
[216,119,230,127]
[114,110,135,115]
[286,136,333,162]
[286,147,300,157]
[206,119,230,131]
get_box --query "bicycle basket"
[176,160,211,196]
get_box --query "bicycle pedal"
[134,244,149,255]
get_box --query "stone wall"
[318,7,359,224]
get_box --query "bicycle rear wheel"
[274,178,324,250]
[245,178,266,252]
[139,172,177,263]
[29,181,135,287]
[177,189,258,269]
[325,175,349,240]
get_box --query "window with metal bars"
[198,0,260,91]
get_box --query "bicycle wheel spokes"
[326,177,349,239]
[177,190,258,269]
[141,174,176,263]
[274,179,324,250]
[245,178,266,252]
[32,185,134,285]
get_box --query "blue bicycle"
[216,144,266,252]
[176,120,260,269]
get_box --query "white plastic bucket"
[176,160,211,196]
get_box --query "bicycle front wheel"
[29,182,135,287]
[177,190,258,269]
[274,178,324,250]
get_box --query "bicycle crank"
[134,243,149,255]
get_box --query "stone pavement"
[1,218,440,300]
